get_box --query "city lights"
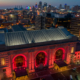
[0,1,80,80]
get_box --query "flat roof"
[12,25,27,32]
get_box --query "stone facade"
[0,42,76,79]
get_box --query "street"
[31,67,80,80]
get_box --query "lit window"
[71,47,74,53]
[1,58,5,66]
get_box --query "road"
[31,67,80,80]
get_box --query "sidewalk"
[2,64,80,80]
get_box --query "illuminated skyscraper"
[35,15,45,30]
[43,2,47,12]
[72,5,80,11]
[64,4,67,10]
[35,3,38,9]
[70,17,80,39]
[38,1,42,9]
[37,10,40,15]
[32,6,35,12]
[44,2,47,7]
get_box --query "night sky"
[0,0,80,9]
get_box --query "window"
[71,47,74,53]
[1,58,5,66]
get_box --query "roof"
[0,33,5,44]
[12,25,27,32]
[55,60,67,67]
[0,28,8,32]
[5,27,77,46]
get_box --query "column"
[66,46,71,64]
[48,49,54,68]
[28,52,32,73]
[31,52,35,72]
[29,52,35,73]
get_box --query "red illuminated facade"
[0,27,78,79]
[0,42,78,78]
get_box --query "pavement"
[30,64,80,80]
[2,64,80,80]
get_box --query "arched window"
[55,49,63,60]
[12,54,27,70]
[14,56,25,67]
[36,52,45,66]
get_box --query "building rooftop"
[0,33,5,44]
[12,25,27,32]
[4,26,77,46]
[0,28,8,32]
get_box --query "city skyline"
[0,0,80,9]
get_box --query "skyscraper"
[35,3,38,9]
[59,4,62,9]
[70,17,80,39]
[35,15,45,30]
[43,2,47,12]
[44,2,47,7]
[64,4,67,10]
[38,1,42,9]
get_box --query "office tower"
[43,2,47,12]
[66,6,70,10]
[44,2,47,7]
[48,4,52,12]
[70,17,80,39]
[37,10,40,15]
[49,4,51,8]
[35,15,45,30]
[45,13,56,28]
[44,7,47,12]
[64,4,67,10]
[35,3,38,9]
[59,4,62,9]
[72,5,80,11]
[32,6,35,12]
[38,1,42,9]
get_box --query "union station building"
[0,27,79,79]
